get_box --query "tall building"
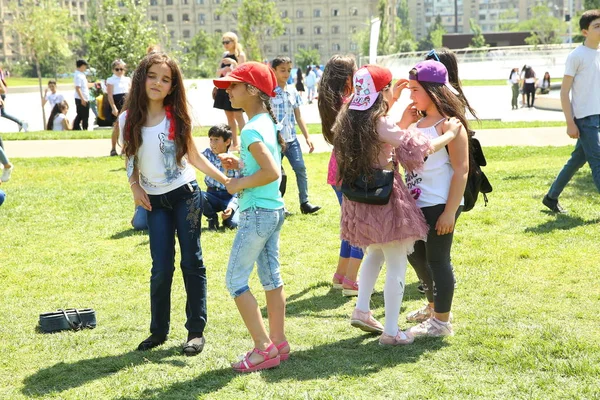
[144,0,380,63]
[0,0,88,63]
[409,0,584,41]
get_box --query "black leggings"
[524,83,536,107]
[408,204,462,314]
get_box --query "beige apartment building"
[0,0,88,63]
[408,0,584,41]
[146,0,381,63]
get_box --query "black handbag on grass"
[39,308,96,333]
[341,168,394,205]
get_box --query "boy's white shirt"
[565,44,600,119]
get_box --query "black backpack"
[462,133,492,212]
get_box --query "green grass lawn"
[1,148,599,399]
[1,121,566,141]
[4,77,70,87]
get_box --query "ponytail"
[260,93,287,152]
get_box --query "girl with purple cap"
[333,64,462,346]
[404,60,470,337]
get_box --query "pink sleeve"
[327,151,338,185]
[376,117,433,172]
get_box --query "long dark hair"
[122,52,191,165]
[318,55,357,145]
[47,101,68,130]
[411,69,473,172]
[333,91,389,185]
[525,66,535,79]
[296,67,303,83]
[426,48,478,121]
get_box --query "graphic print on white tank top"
[405,118,464,208]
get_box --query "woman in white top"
[46,101,71,131]
[108,59,132,155]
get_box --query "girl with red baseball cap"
[214,62,289,372]
[334,64,462,346]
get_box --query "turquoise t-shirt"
[238,113,284,212]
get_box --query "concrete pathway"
[4,126,574,159]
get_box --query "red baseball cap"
[349,65,393,111]
[213,61,277,97]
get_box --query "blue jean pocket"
[254,209,278,238]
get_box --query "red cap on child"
[213,62,278,97]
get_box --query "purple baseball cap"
[409,60,458,95]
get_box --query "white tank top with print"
[405,118,464,208]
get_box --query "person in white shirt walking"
[73,59,91,131]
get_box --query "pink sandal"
[332,273,344,289]
[232,343,281,373]
[276,341,290,361]
[342,277,359,297]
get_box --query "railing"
[365,43,580,80]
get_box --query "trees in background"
[85,0,161,79]
[469,19,487,48]
[9,0,74,126]
[295,49,321,69]
[219,0,288,62]
[519,5,566,46]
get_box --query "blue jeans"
[146,181,207,336]
[0,95,23,128]
[0,189,5,206]
[226,208,285,297]
[547,115,600,199]
[132,205,148,230]
[201,188,239,228]
[283,137,309,204]
[332,185,364,259]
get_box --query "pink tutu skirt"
[341,171,428,250]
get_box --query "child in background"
[270,56,321,215]
[538,72,551,94]
[214,62,288,372]
[47,101,71,131]
[333,65,461,346]
[121,52,229,356]
[42,79,65,110]
[201,123,240,230]
[317,55,363,296]
[404,60,470,337]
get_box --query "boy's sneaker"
[19,122,29,133]
[406,304,433,323]
[409,317,454,338]
[1,165,13,182]
[542,195,567,214]
[379,329,414,346]
[350,308,384,334]
[207,218,219,231]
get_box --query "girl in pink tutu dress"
[332,65,462,346]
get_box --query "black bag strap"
[59,308,83,331]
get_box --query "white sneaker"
[19,122,29,133]
[1,165,13,182]
[409,317,454,337]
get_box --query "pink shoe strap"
[333,273,344,282]
[342,277,358,289]
[275,341,289,352]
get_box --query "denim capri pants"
[226,207,285,297]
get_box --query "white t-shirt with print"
[118,112,196,195]
[74,70,89,101]
[45,92,65,109]
[565,45,600,119]
[106,75,131,95]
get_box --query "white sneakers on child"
[1,165,13,182]
[409,317,454,337]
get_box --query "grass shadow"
[21,347,184,397]
[115,335,447,400]
[110,229,147,240]
[525,214,600,234]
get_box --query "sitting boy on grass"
[202,124,240,230]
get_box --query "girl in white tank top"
[403,60,470,338]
